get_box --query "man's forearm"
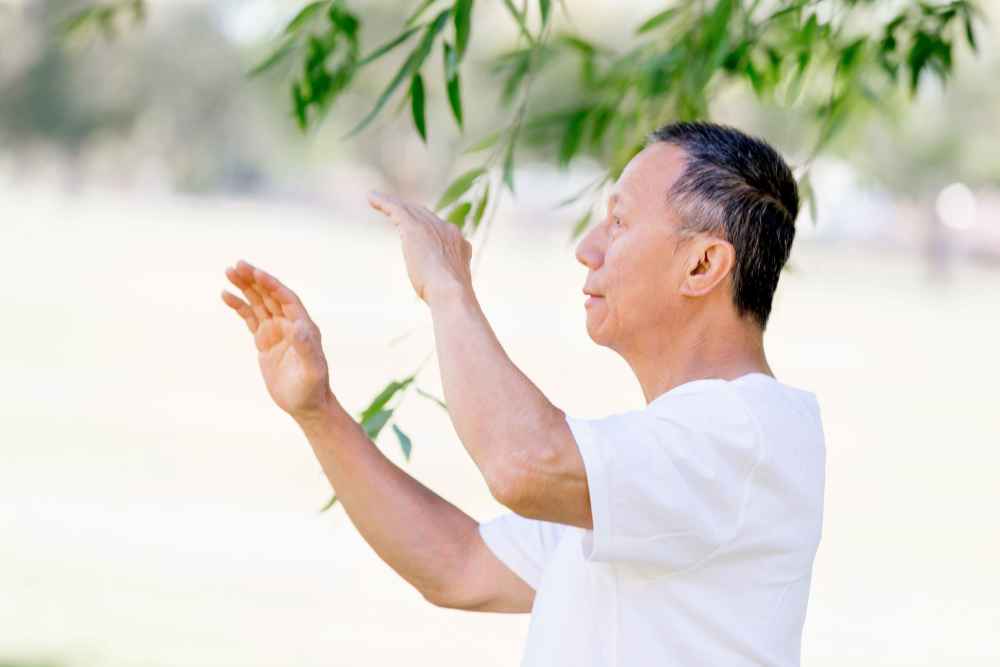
[296,400,479,603]
[427,284,564,499]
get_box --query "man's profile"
[220,121,825,666]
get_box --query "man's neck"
[620,311,771,405]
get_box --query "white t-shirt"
[478,372,825,666]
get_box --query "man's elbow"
[421,585,456,609]
[486,407,567,512]
[486,461,523,510]
[486,448,552,516]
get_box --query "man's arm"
[365,191,594,531]
[427,284,593,530]
[221,260,535,611]
[295,402,536,611]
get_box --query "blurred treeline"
[1,0,998,203]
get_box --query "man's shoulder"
[570,375,820,445]
[645,374,817,415]
[639,374,820,440]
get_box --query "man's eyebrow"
[609,193,632,214]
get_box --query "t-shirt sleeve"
[568,388,764,572]
[477,511,569,590]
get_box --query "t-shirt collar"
[647,372,773,407]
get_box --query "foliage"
[60,0,983,512]
[61,0,144,39]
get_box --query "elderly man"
[221,121,825,666]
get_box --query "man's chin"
[584,319,611,347]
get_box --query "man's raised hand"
[221,260,334,423]
[367,190,473,305]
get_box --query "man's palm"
[222,260,331,420]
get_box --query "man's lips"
[583,289,604,307]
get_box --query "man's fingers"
[253,267,309,320]
[234,260,284,318]
[227,265,270,322]
[254,283,283,319]
[221,289,259,333]
[369,191,453,238]
[367,189,394,212]
[367,190,408,224]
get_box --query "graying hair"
[647,121,799,329]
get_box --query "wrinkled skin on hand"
[367,190,473,305]
[221,260,333,423]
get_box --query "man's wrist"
[426,277,477,312]
[294,392,353,440]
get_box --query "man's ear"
[679,236,735,297]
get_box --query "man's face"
[574,142,690,351]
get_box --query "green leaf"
[502,140,516,193]
[765,1,806,23]
[501,0,534,43]
[838,37,866,73]
[744,61,764,96]
[318,493,338,513]
[498,49,532,105]
[962,4,978,52]
[462,131,500,153]
[721,38,750,73]
[446,201,473,229]
[392,424,413,461]
[635,7,678,34]
[443,39,459,80]
[130,0,146,23]
[410,73,427,142]
[799,13,817,45]
[359,376,416,425]
[589,106,613,149]
[446,75,463,129]
[328,4,359,36]
[907,31,934,93]
[362,408,393,440]
[62,8,97,36]
[816,92,849,150]
[454,0,473,60]
[798,171,818,225]
[285,1,328,34]
[292,82,308,130]
[416,387,449,411]
[358,25,421,67]
[472,184,490,230]
[248,37,297,77]
[406,0,437,27]
[435,168,485,209]
[344,8,451,138]
[559,34,605,57]
[443,42,463,128]
[539,0,551,27]
[702,0,734,70]
[570,209,592,241]
[784,51,810,105]
[95,6,116,39]
[559,109,589,166]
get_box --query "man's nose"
[575,225,605,271]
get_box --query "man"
[220,121,825,666]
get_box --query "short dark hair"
[647,121,799,330]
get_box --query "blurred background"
[2,0,998,665]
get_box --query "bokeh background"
[2,1,999,666]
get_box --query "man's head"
[575,121,799,352]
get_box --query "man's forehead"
[609,143,686,209]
